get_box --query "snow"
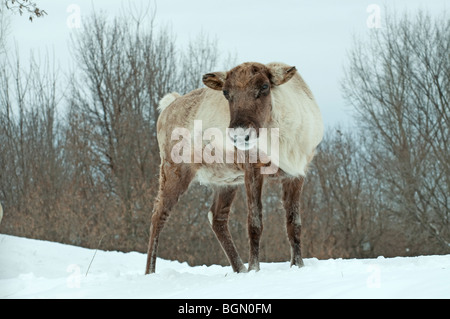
[1,234,449,299]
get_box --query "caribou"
[145,62,323,274]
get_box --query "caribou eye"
[257,83,270,98]
[223,90,230,100]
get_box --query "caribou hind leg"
[208,186,247,273]
[145,163,194,274]
[282,177,305,268]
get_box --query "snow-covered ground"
[1,234,449,299]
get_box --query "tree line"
[0,8,448,266]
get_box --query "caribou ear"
[267,63,297,86]
[202,72,226,90]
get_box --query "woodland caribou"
[145,62,323,274]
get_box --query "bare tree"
[342,10,449,253]
[0,7,9,55]
[3,0,46,21]
[66,9,227,252]
[0,49,65,239]
[298,128,386,258]
[0,5,236,258]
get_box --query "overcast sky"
[5,0,448,128]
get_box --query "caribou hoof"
[290,258,304,268]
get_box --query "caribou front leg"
[282,177,305,268]
[245,164,264,271]
[209,186,247,273]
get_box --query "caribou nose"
[228,127,258,150]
